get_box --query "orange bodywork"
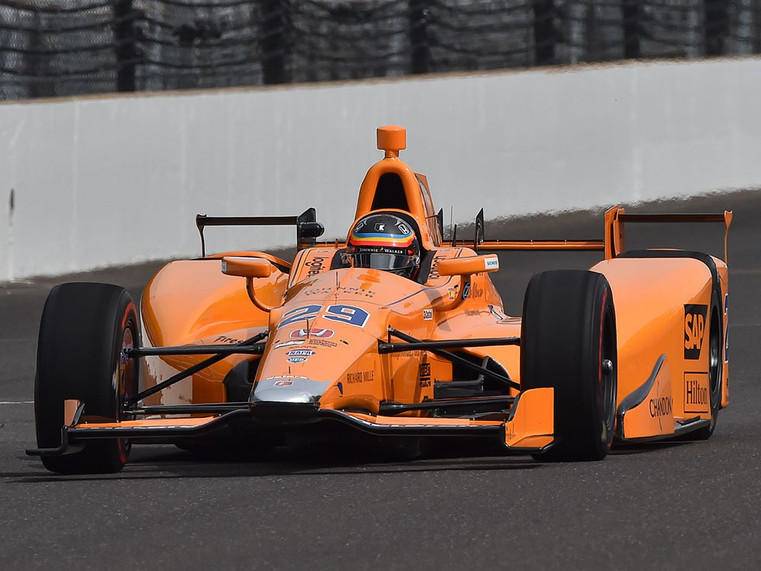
[69,125,730,452]
[593,255,729,438]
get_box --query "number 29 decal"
[278,304,370,329]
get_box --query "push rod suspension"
[133,403,249,415]
[128,331,268,405]
[129,343,266,357]
[384,328,520,391]
[379,395,514,415]
[379,337,519,352]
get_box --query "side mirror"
[221,256,273,278]
[437,255,499,277]
[221,257,280,312]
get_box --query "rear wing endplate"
[195,208,325,257]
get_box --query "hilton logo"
[685,380,708,406]
[684,373,710,413]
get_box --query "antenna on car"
[474,209,485,254]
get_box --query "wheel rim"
[119,324,136,413]
[600,309,617,443]
[116,321,137,459]
[708,309,721,408]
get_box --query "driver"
[347,212,421,279]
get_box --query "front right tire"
[521,270,617,461]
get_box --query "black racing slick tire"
[521,270,617,462]
[34,283,140,474]
[686,288,723,440]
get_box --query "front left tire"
[34,283,140,473]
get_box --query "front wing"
[27,388,554,457]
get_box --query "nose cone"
[251,377,332,404]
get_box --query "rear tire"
[35,283,140,473]
[521,270,617,461]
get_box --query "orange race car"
[28,126,732,473]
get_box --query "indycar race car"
[28,125,732,473]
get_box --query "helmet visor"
[351,252,419,273]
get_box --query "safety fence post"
[533,0,556,66]
[261,0,291,84]
[622,0,642,59]
[409,0,430,74]
[114,0,137,92]
[704,0,730,56]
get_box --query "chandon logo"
[649,397,673,418]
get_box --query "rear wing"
[196,205,733,262]
[195,208,325,257]
[450,206,733,263]
[603,206,733,262]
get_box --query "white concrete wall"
[2,57,760,282]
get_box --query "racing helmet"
[347,213,421,279]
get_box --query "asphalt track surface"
[2,190,760,569]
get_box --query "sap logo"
[684,304,708,360]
